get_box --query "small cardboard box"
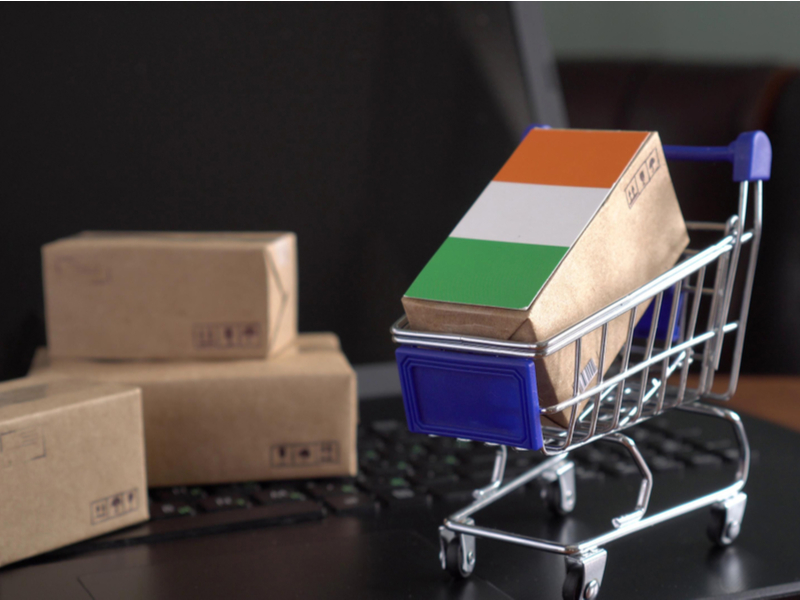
[403,129,689,426]
[43,231,297,360]
[0,377,148,567]
[30,333,358,487]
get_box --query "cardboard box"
[29,333,358,487]
[0,377,148,567]
[403,129,689,426]
[43,231,297,360]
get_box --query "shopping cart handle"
[663,130,772,182]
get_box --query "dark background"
[2,4,517,377]
[3,4,799,380]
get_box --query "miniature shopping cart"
[392,132,771,600]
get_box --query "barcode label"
[578,359,598,393]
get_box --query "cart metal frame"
[391,132,770,599]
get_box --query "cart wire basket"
[391,131,771,600]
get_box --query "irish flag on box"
[404,129,651,310]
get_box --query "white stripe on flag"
[450,181,610,248]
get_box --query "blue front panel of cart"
[396,346,543,451]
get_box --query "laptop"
[2,365,800,600]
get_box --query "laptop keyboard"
[145,413,747,532]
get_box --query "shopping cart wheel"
[541,460,576,516]
[562,548,607,600]
[707,492,747,546]
[439,522,476,579]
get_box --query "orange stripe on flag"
[494,129,650,189]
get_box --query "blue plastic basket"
[396,346,544,450]
[633,286,685,343]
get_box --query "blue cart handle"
[663,130,772,182]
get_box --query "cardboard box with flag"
[402,128,689,426]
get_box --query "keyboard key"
[687,453,723,468]
[720,447,741,462]
[359,448,382,463]
[429,482,479,504]
[406,442,429,460]
[411,469,460,487]
[464,451,504,467]
[573,447,608,465]
[627,427,652,443]
[453,439,477,453]
[198,494,251,512]
[150,501,197,519]
[370,419,402,438]
[637,447,660,462]
[601,461,640,477]
[509,454,544,469]
[358,437,386,452]
[304,480,361,499]
[413,452,461,470]
[427,436,461,451]
[388,429,420,444]
[150,485,206,503]
[657,439,692,455]
[700,438,733,451]
[648,455,684,472]
[325,493,378,515]
[697,438,740,462]
[456,441,498,458]
[409,460,456,476]
[456,465,528,482]
[360,459,415,478]
[252,487,308,505]
[674,426,703,439]
[575,466,604,481]
[377,487,431,509]
[212,483,262,497]
[672,449,700,464]
[362,475,413,493]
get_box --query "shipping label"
[270,441,340,468]
[192,322,262,349]
[0,427,46,468]
[625,149,661,208]
[90,488,140,525]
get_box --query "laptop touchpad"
[79,530,511,600]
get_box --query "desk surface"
[706,375,800,434]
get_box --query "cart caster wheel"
[563,549,607,600]
[439,523,476,579]
[542,461,576,516]
[708,492,747,547]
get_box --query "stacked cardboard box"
[42,232,299,360]
[37,231,357,485]
[3,231,357,566]
[30,333,357,487]
[0,377,148,566]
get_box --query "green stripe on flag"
[405,237,568,310]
